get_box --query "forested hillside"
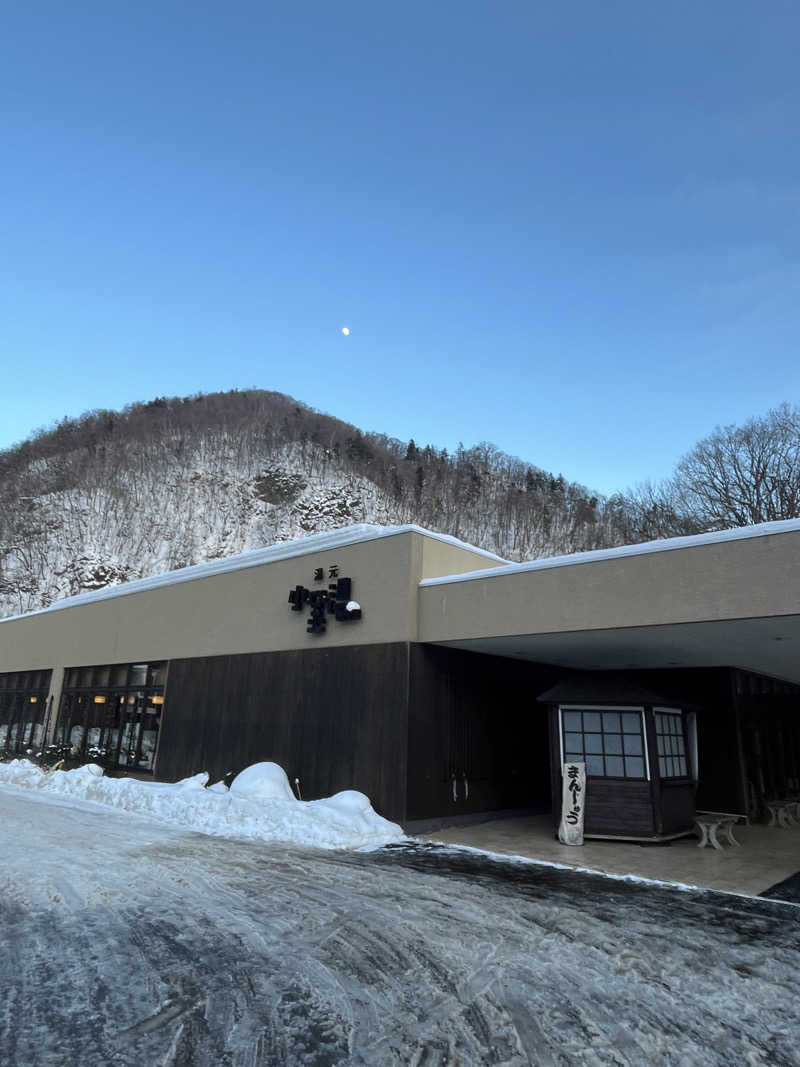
[0,390,632,617]
[2,390,797,618]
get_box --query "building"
[1,521,799,838]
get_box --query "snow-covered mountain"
[0,389,631,618]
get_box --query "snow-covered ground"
[1,788,799,1066]
[0,759,404,850]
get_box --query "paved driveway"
[1,788,798,1066]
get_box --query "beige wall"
[0,532,421,674]
[0,529,510,676]
[418,535,505,581]
[4,525,798,680]
[419,529,800,643]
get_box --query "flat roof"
[420,518,800,588]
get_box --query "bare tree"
[607,481,703,543]
[674,404,800,528]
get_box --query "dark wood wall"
[406,645,556,822]
[156,643,410,824]
[584,780,655,837]
[158,642,557,828]
[155,648,791,833]
[659,781,696,834]
[735,669,800,817]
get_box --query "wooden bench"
[693,811,743,849]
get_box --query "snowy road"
[1,789,799,1066]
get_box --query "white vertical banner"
[559,762,586,845]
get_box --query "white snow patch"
[311,789,371,816]
[0,759,405,851]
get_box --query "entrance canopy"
[418,519,800,685]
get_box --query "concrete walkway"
[421,813,800,897]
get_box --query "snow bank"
[0,759,405,851]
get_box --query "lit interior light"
[93,695,107,704]
[151,696,164,705]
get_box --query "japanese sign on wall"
[287,565,362,635]
[558,761,586,846]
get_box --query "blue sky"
[1,2,798,494]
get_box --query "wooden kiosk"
[538,674,698,841]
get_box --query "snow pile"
[0,759,405,851]
[228,761,296,800]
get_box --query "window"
[654,708,688,778]
[56,661,166,772]
[0,670,52,757]
[560,706,648,779]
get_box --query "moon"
[341,327,350,336]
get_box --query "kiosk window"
[561,707,647,779]
[654,709,688,778]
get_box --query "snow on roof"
[0,524,507,624]
[420,517,800,588]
